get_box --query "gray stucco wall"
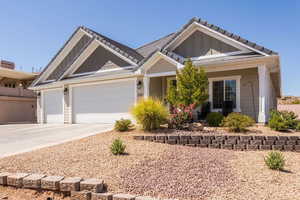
[173,30,238,58]
[74,45,131,74]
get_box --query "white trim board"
[208,75,241,113]
[37,29,90,84]
[164,21,267,56]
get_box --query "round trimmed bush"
[221,112,255,132]
[114,118,133,132]
[264,151,285,170]
[131,98,169,131]
[206,112,224,127]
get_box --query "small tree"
[166,59,209,108]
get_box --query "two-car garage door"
[71,79,135,123]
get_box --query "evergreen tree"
[166,59,209,108]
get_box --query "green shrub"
[296,121,300,131]
[131,98,169,131]
[110,138,126,155]
[221,112,255,132]
[114,119,133,132]
[264,151,285,170]
[291,99,300,104]
[268,110,298,131]
[206,112,224,127]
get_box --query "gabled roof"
[162,17,277,55]
[81,26,144,64]
[136,33,175,58]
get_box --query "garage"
[71,79,136,123]
[43,89,64,123]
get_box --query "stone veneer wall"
[133,135,300,152]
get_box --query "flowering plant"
[168,104,195,129]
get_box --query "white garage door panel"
[43,90,63,123]
[72,80,135,123]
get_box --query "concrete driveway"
[0,123,113,158]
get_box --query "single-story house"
[29,17,281,124]
[0,60,37,123]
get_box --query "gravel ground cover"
[210,151,300,200]
[0,130,299,200]
[0,186,69,200]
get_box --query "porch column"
[258,64,270,123]
[143,76,150,98]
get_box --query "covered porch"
[141,52,281,123]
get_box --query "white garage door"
[72,79,135,123]
[43,89,64,123]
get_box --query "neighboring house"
[29,17,281,124]
[0,60,37,123]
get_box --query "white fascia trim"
[59,39,100,80]
[138,51,183,75]
[208,75,241,113]
[165,21,267,56]
[145,71,176,78]
[190,50,247,61]
[68,66,134,78]
[31,72,137,90]
[37,29,88,84]
[94,39,138,67]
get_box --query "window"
[209,76,240,111]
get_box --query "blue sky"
[0,1,299,95]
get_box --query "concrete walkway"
[0,123,113,158]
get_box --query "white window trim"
[208,75,241,113]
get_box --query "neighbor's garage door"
[72,79,135,123]
[43,89,64,123]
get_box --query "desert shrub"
[206,112,224,127]
[296,121,300,131]
[221,112,255,132]
[114,119,133,132]
[291,99,300,104]
[264,151,285,170]
[110,138,126,155]
[131,98,169,131]
[168,104,194,129]
[268,110,298,131]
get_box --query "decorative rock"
[7,173,29,188]
[294,145,300,151]
[234,144,246,150]
[211,140,224,144]
[225,139,237,145]
[41,176,64,191]
[283,145,294,151]
[221,144,233,149]
[247,145,259,150]
[92,193,113,200]
[23,174,46,189]
[166,139,177,145]
[80,178,104,193]
[0,172,10,186]
[113,194,136,200]
[188,139,199,144]
[208,144,220,149]
[200,139,211,145]
[250,140,262,145]
[237,140,249,145]
[253,136,265,140]
[240,136,252,141]
[286,140,297,145]
[136,196,159,200]
[275,140,286,145]
[272,145,283,150]
[71,191,92,200]
[263,140,275,145]
[60,177,82,192]
[188,122,204,131]
[259,145,271,150]
[133,136,144,140]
